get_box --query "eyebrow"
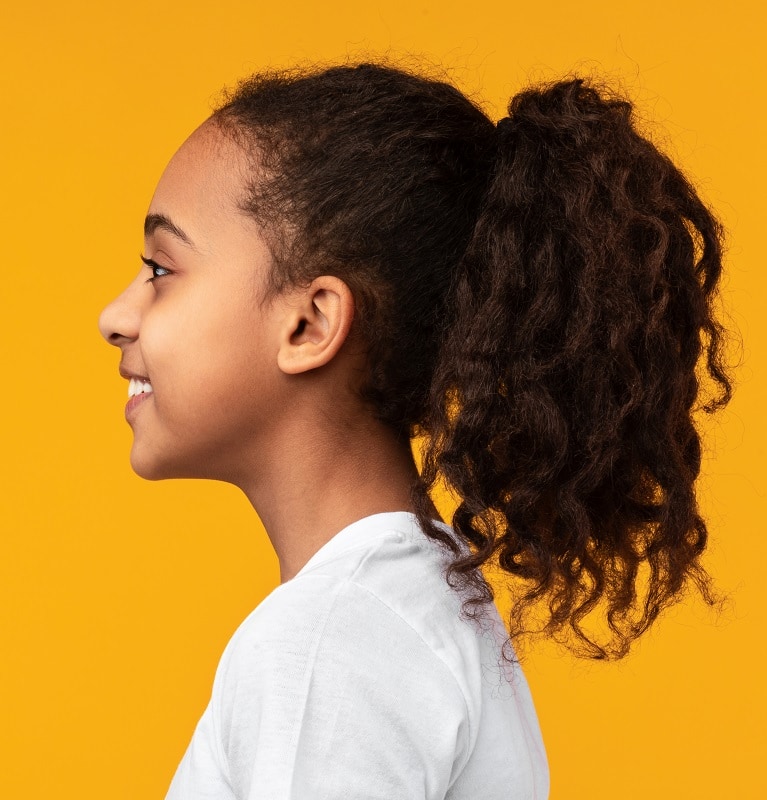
[144,212,196,249]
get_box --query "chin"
[129,442,227,482]
[130,453,171,481]
[129,443,186,481]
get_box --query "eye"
[140,254,173,283]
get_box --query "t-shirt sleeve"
[211,575,472,800]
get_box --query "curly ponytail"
[414,79,732,659]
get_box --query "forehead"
[148,122,253,251]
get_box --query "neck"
[235,411,435,583]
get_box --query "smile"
[128,377,153,398]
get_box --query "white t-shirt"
[165,511,549,799]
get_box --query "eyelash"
[140,254,172,283]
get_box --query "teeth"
[128,378,153,398]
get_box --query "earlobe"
[277,276,355,375]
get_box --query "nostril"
[106,330,136,346]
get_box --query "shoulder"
[219,559,471,701]
[210,535,479,798]
[220,524,485,699]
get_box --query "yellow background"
[1,1,763,797]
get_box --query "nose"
[98,271,146,347]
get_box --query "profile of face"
[99,123,357,486]
[98,123,285,484]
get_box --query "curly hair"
[212,63,732,659]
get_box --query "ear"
[276,275,356,375]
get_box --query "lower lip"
[125,392,153,420]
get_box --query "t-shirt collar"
[293,510,421,579]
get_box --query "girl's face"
[99,123,286,482]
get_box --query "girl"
[99,62,731,799]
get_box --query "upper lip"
[119,366,151,382]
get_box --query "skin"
[99,121,431,583]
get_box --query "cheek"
[143,304,272,417]
[195,309,272,391]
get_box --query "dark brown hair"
[213,63,732,659]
